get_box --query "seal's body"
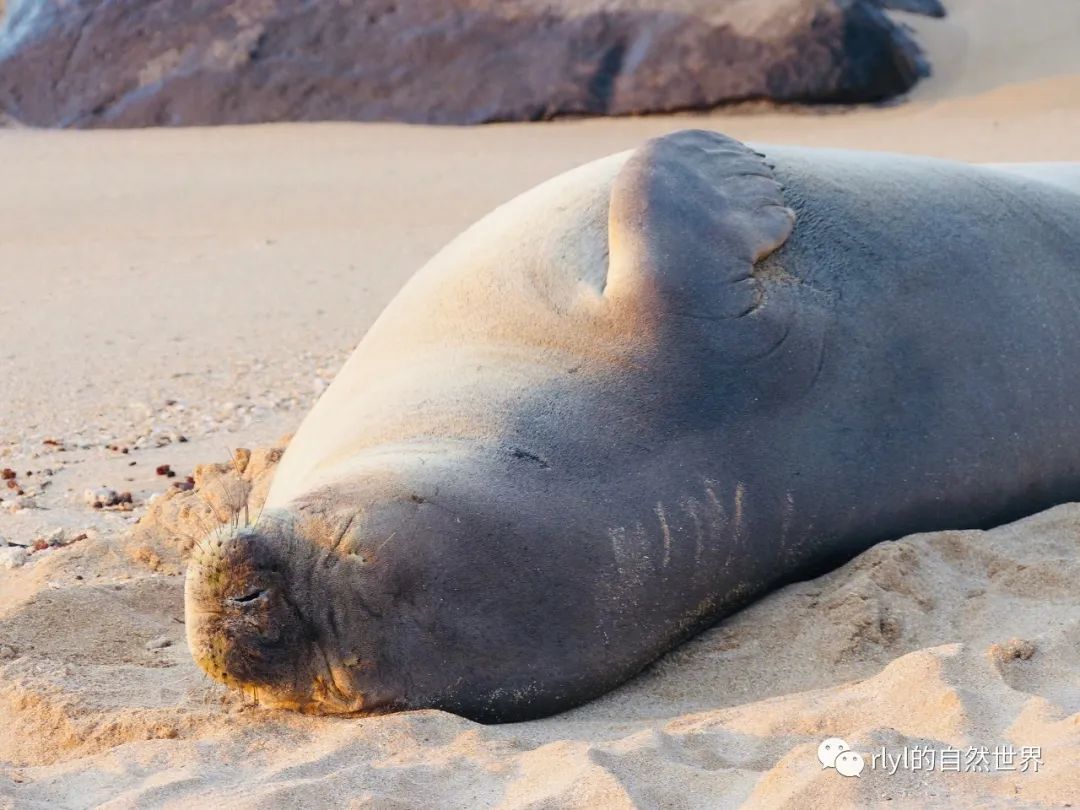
[186,131,1080,721]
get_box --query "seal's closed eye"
[227,588,268,605]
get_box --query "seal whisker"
[192,474,236,529]
[199,445,250,530]
[163,513,213,556]
[190,489,232,551]
[251,500,268,531]
[373,531,396,555]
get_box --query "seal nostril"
[228,588,267,605]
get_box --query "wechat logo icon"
[818,738,865,777]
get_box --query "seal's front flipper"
[605,129,795,329]
[604,129,829,394]
[606,129,795,321]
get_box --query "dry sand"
[2,0,1080,806]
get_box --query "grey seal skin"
[186,130,1080,722]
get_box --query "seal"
[185,130,1080,722]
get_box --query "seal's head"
[184,523,381,714]
[181,469,589,722]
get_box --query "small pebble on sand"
[0,546,29,569]
[83,487,121,508]
[44,528,66,546]
[3,495,37,513]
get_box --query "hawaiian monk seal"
[185,130,1080,722]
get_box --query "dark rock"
[0,0,933,128]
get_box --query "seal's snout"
[184,526,315,707]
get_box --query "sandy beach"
[3,0,1080,806]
